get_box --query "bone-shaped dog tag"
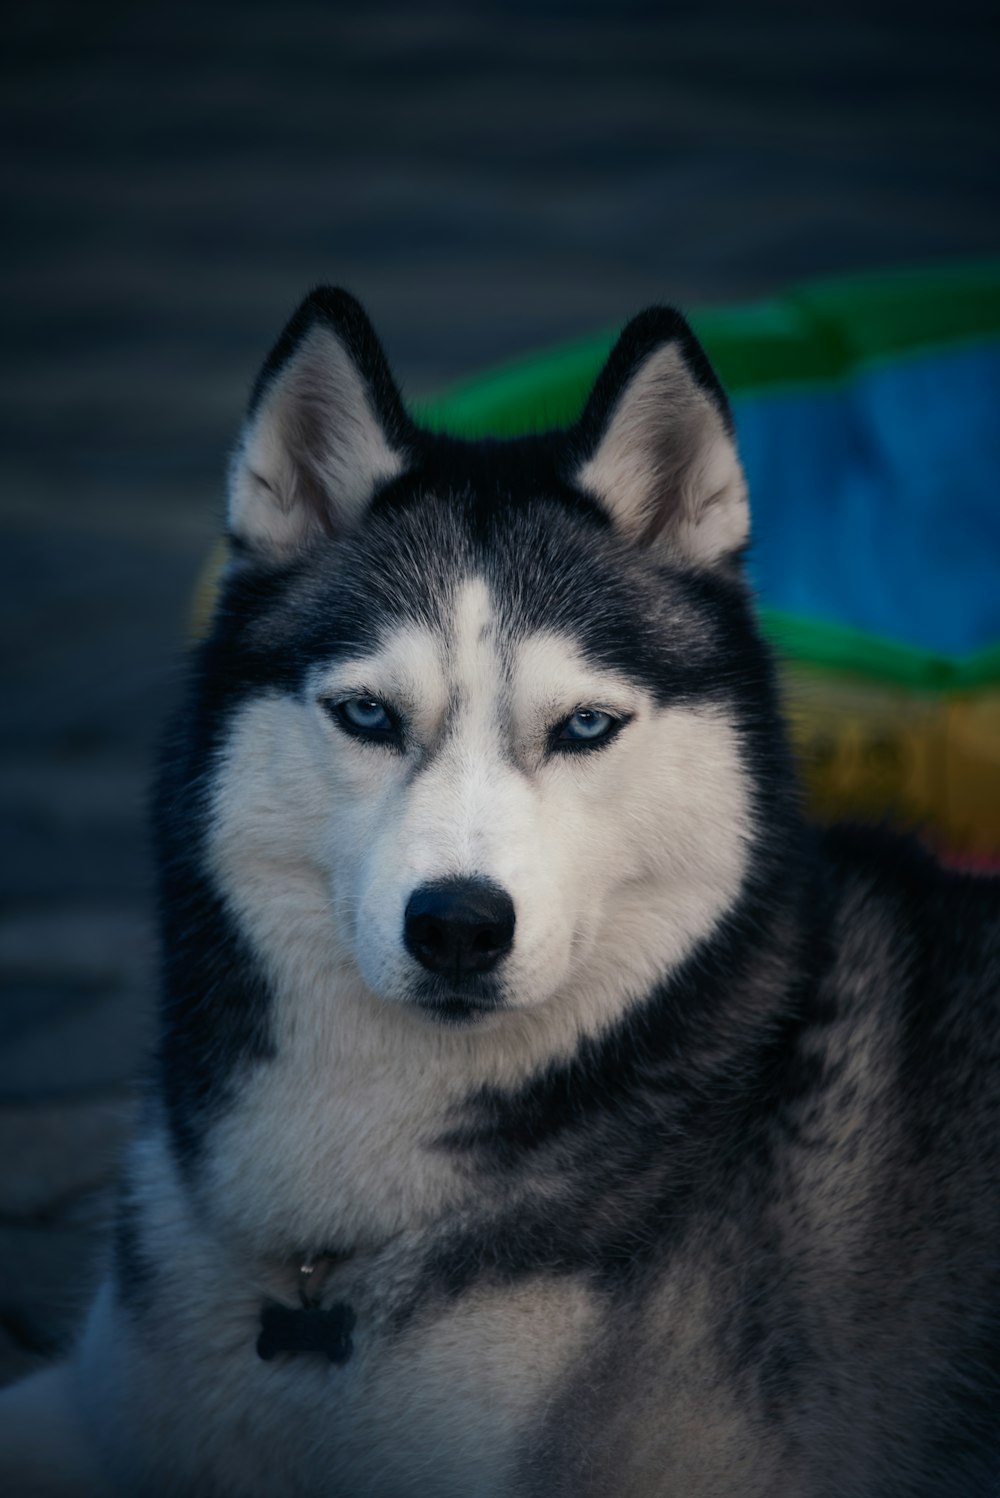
[256,1301,356,1364]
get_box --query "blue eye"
[328,695,400,744]
[342,697,390,731]
[554,708,620,750]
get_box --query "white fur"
[200,575,752,1259]
[576,342,749,565]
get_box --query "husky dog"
[2,290,999,1497]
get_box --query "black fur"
[111,1185,154,1311]
[247,285,413,454]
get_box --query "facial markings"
[313,579,646,778]
[439,575,506,767]
[509,632,644,769]
[302,570,750,1018]
[314,625,448,764]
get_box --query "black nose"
[404,879,516,976]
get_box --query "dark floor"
[1,0,998,1383]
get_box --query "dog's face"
[204,292,765,1035]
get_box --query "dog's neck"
[164,803,817,1263]
[189,955,629,1258]
[183,879,816,1268]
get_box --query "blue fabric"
[738,341,1000,657]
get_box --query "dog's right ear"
[228,289,412,561]
[569,308,748,568]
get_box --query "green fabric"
[415,259,1000,433]
[761,612,1000,691]
[413,261,1000,692]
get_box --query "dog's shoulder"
[820,821,1000,1013]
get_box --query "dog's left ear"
[228,288,412,560]
[570,309,748,567]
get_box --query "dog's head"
[196,290,778,1036]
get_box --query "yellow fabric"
[784,664,1000,862]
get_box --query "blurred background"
[1,0,998,1383]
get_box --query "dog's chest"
[276,1272,601,1497]
[201,1016,484,1254]
[98,1227,603,1498]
